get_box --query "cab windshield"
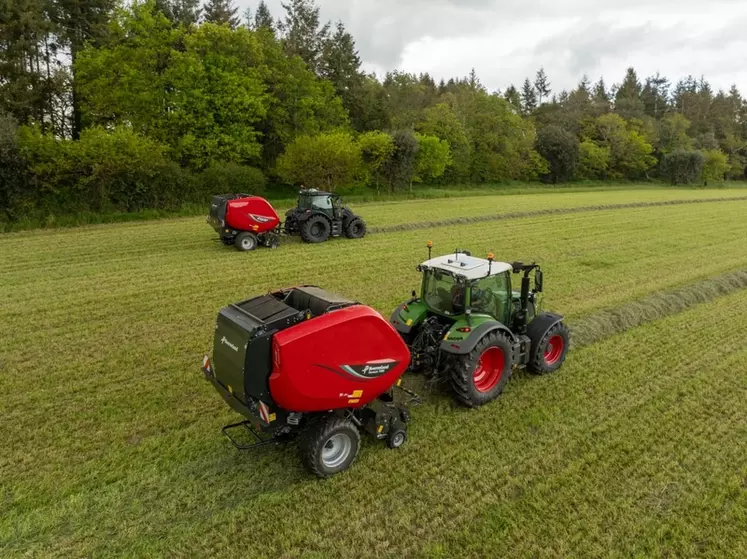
[299,195,333,211]
[422,269,466,315]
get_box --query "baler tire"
[299,416,361,478]
[235,232,258,251]
[301,215,331,243]
[528,321,570,375]
[448,330,513,408]
[344,217,367,239]
[387,422,407,449]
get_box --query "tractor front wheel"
[449,331,514,408]
[528,322,570,375]
[235,232,258,251]
[299,416,361,477]
[301,215,331,243]
[344,217,367,239]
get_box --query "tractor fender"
[389,307,413,335]
[526,312,565,362]
[342,207,355,229]
[440,320,515,355]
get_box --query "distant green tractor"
[284,188,367,244]
[390,243,569,407]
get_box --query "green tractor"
[390,243,570,407]
[284,188,367,244]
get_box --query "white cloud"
[236,0,747,93]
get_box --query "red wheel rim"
[473,347,505,393]
[544,335,564,365]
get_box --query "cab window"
[311,196,333,211]
[471,272,511,323]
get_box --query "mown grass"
[1,190,746,557]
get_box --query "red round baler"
[207,194,281,251]
[201,286,413,478]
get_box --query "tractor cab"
[418,251,514,324]
[297,189,341,219]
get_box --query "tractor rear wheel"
[528,322,569,375]
[344,217,367,239]
[301,215,331,243]
[235,232,258,251]
[448,330,514,408]
[299,416,361,477]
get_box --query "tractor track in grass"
[369,195,747,234]
[568,268,747,348]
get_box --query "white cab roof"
[421,253,513,280]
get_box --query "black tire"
[344,217,367,239]
[263,232,280,249]
[387,422,407,449]
[234,232,258,251]
[298,416,361,478]
[528,321,570,375]
[300,215,331,243]
[448,330,514,408]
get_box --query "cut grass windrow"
[369,195,747,234]
[568,269,747,349]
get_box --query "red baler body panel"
[225,196,280,233]
[269,305,411,412]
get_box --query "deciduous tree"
[276,131,362,191]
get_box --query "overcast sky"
[237,0,747,95]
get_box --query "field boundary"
[568,269,747,348]
[370,195,747,234]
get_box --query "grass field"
[2,188,746,558]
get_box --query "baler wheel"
[235,232,258,251]
[528,322,570,375]
[301,215,331,243]
[449,330,513,408]
[299,416,361,477]
[387,421,407,449]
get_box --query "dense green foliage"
[702,149,729,185]
[413,133,451,184]
[2,0,747,222]
[276,131,362,192]
[661,150,705,185]
[0,114,29,220]
[19,125,195,212]
[536,125,580,183]
[200,162,266,196]
[383,130,419,192]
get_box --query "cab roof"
[421,253,513,280]
[299,188,335,197]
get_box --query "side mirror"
[535,270,544,293]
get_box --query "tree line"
[2,0,746,222]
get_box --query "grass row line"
[369,195,747,234]
[568,269,747,348]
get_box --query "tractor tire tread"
[528,321,570,375]
[298,416,361,478]
[300,215,331,243]
[448,330,514,408]
[344,217,367,239]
